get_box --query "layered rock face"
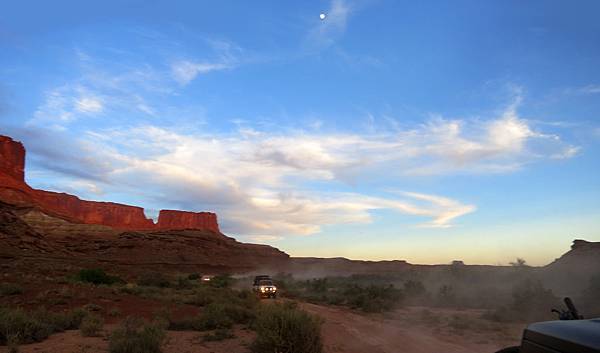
[157,210,219,233]
[33,190,155,230]
[0,135,220,232]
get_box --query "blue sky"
[1,0,599,265]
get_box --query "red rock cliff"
[0,135,220,232]
[0,136,26,182]
[157,210,219,232]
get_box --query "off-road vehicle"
[496,298,600,353]
[252,275,277,298]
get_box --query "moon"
[319,13,327,20]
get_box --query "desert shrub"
[404,280,426,298]
[581,273,600,316]
[436,285,456,307]
[83,303,103,312]
[7,333,19,353]
[80,314,104,337]
[203,328,235,342]
[0,307,88,345]
[511,279,558,321]
[419,309,441,325]
[138,272,170,288]
[209,274,233,288]
[109,308,122,317]
[0,283,23,296]
[175,277,193,290]
[447,314,471,330]
[109,317,166,353]
[76,269,121,285]
[187,273,200,280]
[0,308,49,345]
[169,305,233,331]
[308,278,329,293]
[169,299,255,332]
[483,279,559,322]
[342,284,403,312]
[251,302,322,353]
[277,276,404,312]
[43,307,88,331]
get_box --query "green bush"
[252,302,322,353]
[187,273,200,280]
[80,314,104,337]
[109,317,166,353]
[0,283,23,296]
[76,269,121,285]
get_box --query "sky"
[1,0,599,265]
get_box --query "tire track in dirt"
[300,302,521,353]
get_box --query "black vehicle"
[496,298,600,353]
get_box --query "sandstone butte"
[0,135,220,232]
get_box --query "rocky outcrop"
[157,210,219,232]
[0,136,25,182]
[33,190,155,230]
[0,135,220,232]
[0,201,289,274]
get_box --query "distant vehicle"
[495,298,600,353]
[201,275,214,283]
[253,275,277,298]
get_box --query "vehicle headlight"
[260,287,266,292]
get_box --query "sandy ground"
[300,303,525,353]
[0,325,254,353]
[0,304,523,353]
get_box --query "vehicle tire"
[495,347,519,353]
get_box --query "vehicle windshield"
[259,280,273,286]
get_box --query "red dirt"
[300,302,525,353]
[0,326,254,353]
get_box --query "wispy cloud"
[31,86,104,127]
[564,84,600,95]
[75,96,103,113]
[170,39,243,85]
[171,61,230,85]
[306,0,352,51]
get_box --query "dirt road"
[300,303,524,353]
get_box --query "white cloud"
[171,60,230,85]
[32,100,575,238]
[171,39,243,85]
[75,96,103,113]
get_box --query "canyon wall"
[0,135,220,232]
[0,136,25,182]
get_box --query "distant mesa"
[0,135,219,233]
